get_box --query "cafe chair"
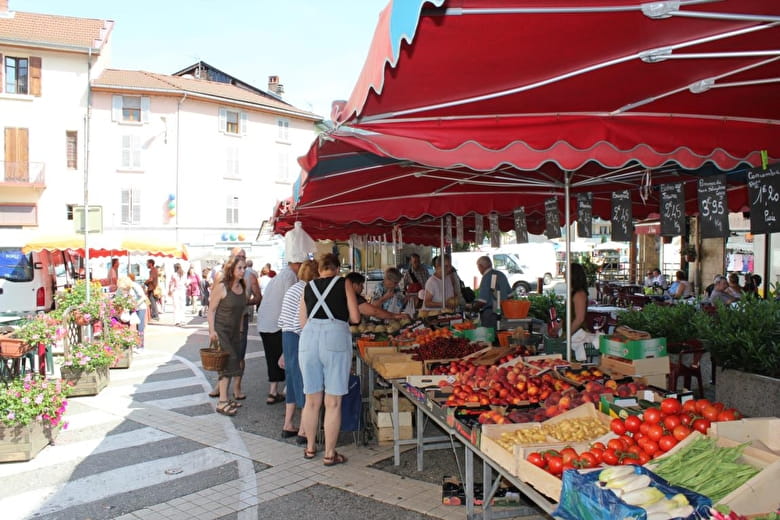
[667,341,706,398]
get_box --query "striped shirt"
[278,281,305,334]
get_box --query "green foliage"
[0,373,70,427]
[527,291,564,321]
[61,340,117,371]
[616,303,699,345]
[577,254,600,287]
[103,324,140,351]
[15,313,62,347]
[693,297,780,378]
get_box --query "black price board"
[513,207,528,243]
[474,214,483,244]
[611,190,633,242]
[697,175,729,238]
[577,193,593,238]
[660,182,685,237]
[747,163,780,235]
[545,198,561,239]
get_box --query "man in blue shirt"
[475,256,511,329]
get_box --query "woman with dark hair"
[298,253,360,466]
[569,263,596,361]
[667,270,693,299]
[207,255,247,416]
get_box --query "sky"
[11,0,388,118]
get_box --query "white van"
[450,250,539,295]
[0,247,55,317]
[499,243,558,285]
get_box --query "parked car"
[0,247,56,317]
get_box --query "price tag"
[611,190,633,241]
[577,193,593,238]
[747,163,780,235]
[697,175,729,239]
[514,207,528,244]
[545,198,561,239]
[660,183,685,237]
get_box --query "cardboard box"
[599,335,667,360]
[373,390,414,413]
[406,374,453,388]
[363,346,398,364]
[371,410,413,442]
[709,418,780,456]
[372,353,423,379]
[599,354,670,377]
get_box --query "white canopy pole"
[565,173,572,361]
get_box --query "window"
[4,56,28,94]
[277,119,289,140]
[120,188,141,225]
[66,131,77,169]
[226,195,239,224]
[120,135,142,169]
[219,108,246,135]
[66,204,74,221]
[112,95,150,123]
[225,146,240,178]
[277,151,290,182]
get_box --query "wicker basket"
[200,339,229,371]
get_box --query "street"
[1,310,548,520]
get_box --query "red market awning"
[335,0,780,171]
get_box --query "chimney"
[0,0,8,13]
[267,75,284,96]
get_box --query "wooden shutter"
[218,108,226,132]
[29,56,42,96]
[4,128,29,181]
[0,53,3,93]
[112,95,122,122]
[141,96,150,123]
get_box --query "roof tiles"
[0,10,112,51]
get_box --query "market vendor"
[472,255,511,329]
[346,272,410,321]
[421,255,462,311]
[369,267,406,314]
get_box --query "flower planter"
[715,368,780,418]
[0,421,58,463]
[60,365,110,397]
[110,346,133,369]
[0,334,34,358]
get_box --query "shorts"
[298,318,351,396]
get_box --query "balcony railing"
[0,161,46,188]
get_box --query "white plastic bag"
[285,221,316,262]
[119,310,131,323]
[129,312,141,325]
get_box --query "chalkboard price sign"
[545,198,562,239]
[611,190,633,242]
[660,182,685,237]
[747,163,780,235]
[697,175,729,239]
[456,216,464,245]
[513,207,528,244]
[474,214,484,244]
[577,193,593,238]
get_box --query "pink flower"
[6,412,15,420]
[21,397,30,404]
[34,394,44,405]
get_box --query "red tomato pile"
[525,398,742,476]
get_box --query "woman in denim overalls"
[298,254,360,466]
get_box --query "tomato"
[561,462,576,473]
[647,424,664,442]
[624,415,642,433]
[658,435,678,452]
[640,438,659,455]
[590,441,606,451]
[638,451,652,464]
[643,407,662,425]
[682,399,698,413]
[692,418,711,434]
[608,438,625,452]
[546,456,563,475]
[663,414,681,431]
[589,448,604,464]
[672,424,692,441]
[633,431,646,442]
[660,398,682,415]
[694,398,712,414]
[639,422,651,435]
[621,456,639,465]
[712,402,725,413]
[527,452,546,468]
[602,448,619,465]
[680,412,694,426]
[543,450,561,462]
[717,408,740,422]
[579,452,597,468]
[560,447,578,465]
[701,405,720,422]
[627,445,642,457]
[610,418,627,435]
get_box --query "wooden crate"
[362,346,397,363]
[373,354,423,379]
[0,422,56,463]
[709,418,780,456]
[371,410,413,442]
[60,365,110,397]
[599,354,670,376]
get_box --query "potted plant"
[0,374,70,462]
[104,323,139,369]
[616,303,699,345]
[52,280,107,325]
[693,296,780,417]
[60,340,117,396]
[681,244,697,262]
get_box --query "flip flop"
[323,451,347,466]
[266,393,284,405]
[208,390,220,398]
[216,401,238,416]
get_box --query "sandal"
[323,451,347,466]
[266,393,284,405]
[303,448,317,460]
[208,390,219,398]
[216,401,238,416]
[233,393,247,400]
[228,400,242,408]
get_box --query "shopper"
[346,272,410,321]
[107,258,120,292]
[116,276,148,351]
[144,259,159,320]
[186,267,201,315]
[168,263,187,326]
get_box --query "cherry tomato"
[624,415,642,433]
[692,418,711,434]
[561,462,576,473]
[647,424,664,442]
[610,418,626,435]
[658,435,678,452]
[627,445,643,457]
[640,438,659,455]
[694,399,712,414]
[663,414,682,431]
[546,456,563,475]
[560,447,578,465]
[660,397,682,415]
[607,438,625,452]
[579,452,597,468]
[643,407,662,425]
[717,408,740,422]
[589,448,604,464]
[639,422,651,435]
[590,441,606,451]
[682,399,697,413]
[619,434,636,448]
[527,452,546,468]
[602,448,619,465]
[543,450,561,462]
[680,412,694,426]
[638,451,652,464]
[672,424,692,441]
[702,405,720,422]
[633,431,646,442]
